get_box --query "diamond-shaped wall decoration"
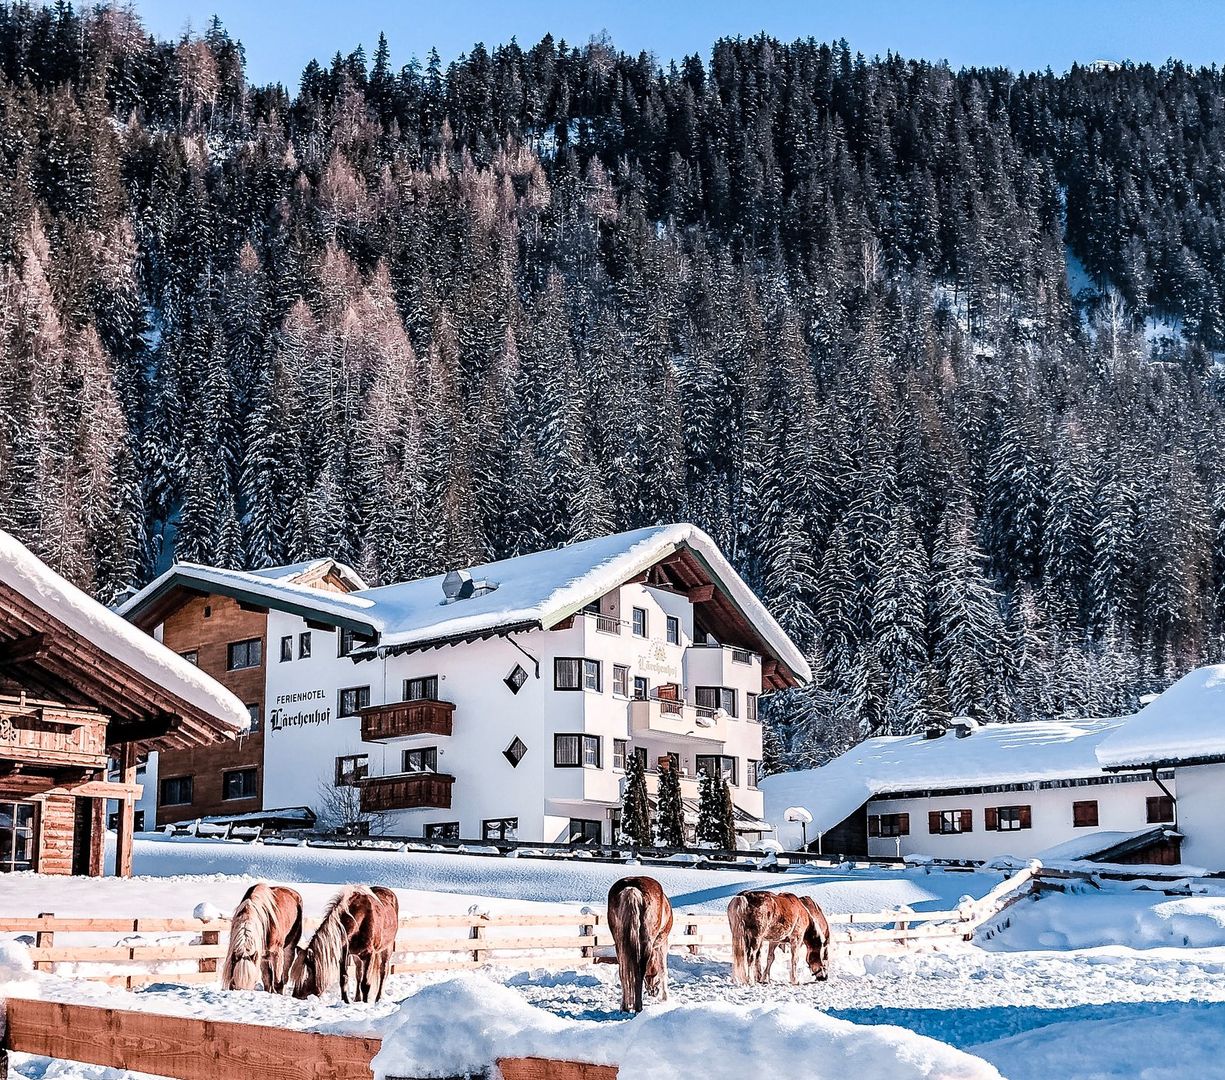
[503,737,528,767]
[504,663,529,694]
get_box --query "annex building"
[119,524,810,846]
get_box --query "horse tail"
[611,884,646,1012]
[728,894,750,986]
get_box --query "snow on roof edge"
[0,531,250,734]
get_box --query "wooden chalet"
[0,532,250,877]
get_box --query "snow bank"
[372,975,1001,1080]
[1096,664,1225,768]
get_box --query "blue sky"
[133,1,1225,89]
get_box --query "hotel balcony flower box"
[359,699,455,742]
[359,771,454,812]
[629,698,728,745]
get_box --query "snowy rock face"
[371,974,1001,1080]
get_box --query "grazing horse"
[728,891,830,985]
[607,875,673,1013]
[290,885,399,1003]
[221,883,303,993]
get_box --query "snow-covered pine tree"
[619,751,653,848]
[655,758,685,847]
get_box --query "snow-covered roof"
[1095,665,1225,769]
[119,525,811,684]
[762,718,1128,845]
[0,530,250,736]
[249,558,368,591]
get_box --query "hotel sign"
[269,689,332,732]
[637,641,679,680]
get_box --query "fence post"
[32,913,53,972]
[470,919,487,964]
[579,915,595,961]
[199,925,221,979]
[686,920,700,956]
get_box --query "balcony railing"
[359,772,454,812]
[629,699,727,744]
[360,699,455,742]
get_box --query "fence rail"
[0,864,1039,989]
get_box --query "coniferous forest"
[5,3,1225,770]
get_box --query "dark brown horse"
[290,885,400,1003]
[607,875,673,1013]
[728,890,830,985]
[221,883,303,993]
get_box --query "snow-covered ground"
[5,838,1225,1078]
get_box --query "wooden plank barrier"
[0,997,618,1080]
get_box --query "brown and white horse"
[607,875,673,1013]
[221,883,303,993]
[290,885,399,1003]
[728,890,830,985]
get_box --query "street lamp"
[783,806,813,851]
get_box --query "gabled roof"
[249,558,368,591]
[118,526,811,689]
[0,531,250,746]
[762,718,1127,845]
[1096,665,1225,769]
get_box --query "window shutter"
[985,807,998,831]
[1019,805,1032,829]
[898,813,910,836]
[960,809,973,833]
[868,815,881,838]
[928,811,941,834]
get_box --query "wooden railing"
[359,699,455,742]
[359,772,454,813]
[0,865,1039,989]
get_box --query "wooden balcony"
[359,772,454,813]
[359,699,455,742]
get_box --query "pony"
[606,875,673,1013]
[290,885,399,1003]
[728,890,830,985]
[221,883,303,993]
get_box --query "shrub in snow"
[193,901,224,922]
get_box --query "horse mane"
[222,883,279,990]
[305,885,369,993]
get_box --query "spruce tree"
[655,759,685,848]
[619,751,652,848]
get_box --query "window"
[987,806,1032,831]
[555,733,602,768]
[666,616,680,645]
[223,768,258,801]
[298,632,312,659]
[868,813,910,838]
[226,638,262,671]
[554,658,582,690]
[503,737,528,767]
[483,817,518,841]
[1073,800,1099,828]
[746,693,759,722]
[568,818,603,846]
[747,759,761,789]
[930,810,973,835]
[335,755,369,787]
[696,754,737,785]
[633,676,649,701]
[613,739,628,770]
[0,802,35,873]
[160,776,193,806]
[280,635,293,662]
[613,665,630,697]
[338,685,370,717]
[404,675,439,701]
[1147,795,1175,824]
[696,686,737,717]
[632,607,647,637]
[180,650,198,666]
[425,822,460,841]
[633,746,648,770]
[583,659,602,692]
[338,628,362,657]
[505,664,528,694]
[245,703,261,733]
[402,746,438,773]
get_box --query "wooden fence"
[0,864,1038,989]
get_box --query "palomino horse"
[221,882,303,993]
[290,885,400,1003]
[727,890,830,985]
[607,875,673,1013]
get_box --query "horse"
[607,875,673,1013]
[221,883,304,993]
[727,890,830,985]
[290,885,399,1003]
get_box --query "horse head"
[288,944,316,999]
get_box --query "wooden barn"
[0,532,250,877]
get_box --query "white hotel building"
[119,525,810,845]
